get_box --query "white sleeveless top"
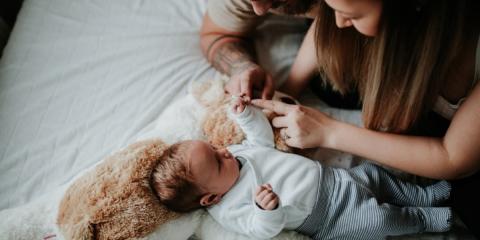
[432,36,480,120]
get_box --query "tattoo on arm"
[207,36,257,76]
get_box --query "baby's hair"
[151,141,203,213]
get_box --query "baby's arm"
[209,191,285,239]
[230,96,275,148]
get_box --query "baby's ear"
[200,193,222,206]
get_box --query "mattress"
[0,0,474,239]
[0,0,214,209]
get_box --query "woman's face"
[324,0,382,36]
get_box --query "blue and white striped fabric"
[296,163,452,240]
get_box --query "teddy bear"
[191,76,297,153]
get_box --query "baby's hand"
[255,184,279,210]
[231,95,250,114]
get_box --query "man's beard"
[272,0,317,15]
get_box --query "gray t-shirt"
[207,0,317,32]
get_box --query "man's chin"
[275,0,316,15]
[251,1,272,16]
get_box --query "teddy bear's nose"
[280,97,296,105]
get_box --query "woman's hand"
[224,63,274,100]
[252,99,336,149]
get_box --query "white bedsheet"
[0,0,215,210]
[0,0,474,239]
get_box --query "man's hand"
[255,184,279,210]
[225,63,274,100]
[201,13,274,100]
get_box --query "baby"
[151,97,452,240]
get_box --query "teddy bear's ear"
[190,77,227,107]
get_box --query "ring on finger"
[281,128,290,140]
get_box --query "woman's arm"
[331,84,480,179]
[279,19,318,98]
[252,85,480,179]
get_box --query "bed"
[0,0,474,239]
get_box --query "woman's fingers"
[252,99,292,115]
[271,115,290,128]
[279,127,290,140]
[255,100,332,149]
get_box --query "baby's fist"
[231,95,250,114]
[255,184,279,210]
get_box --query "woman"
[253,0,480,237]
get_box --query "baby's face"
[184,140,240,196]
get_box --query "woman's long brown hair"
[315,0,477,133]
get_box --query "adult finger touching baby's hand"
[231,95,245,114]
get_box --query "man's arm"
[201,14,256,75]
[200,13,274,99]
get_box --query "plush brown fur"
[57,139,180,240]
[193,78,292,152]
[202,100,246,149]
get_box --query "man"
[200,0,319,101]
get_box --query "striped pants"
[296,163,452,240]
